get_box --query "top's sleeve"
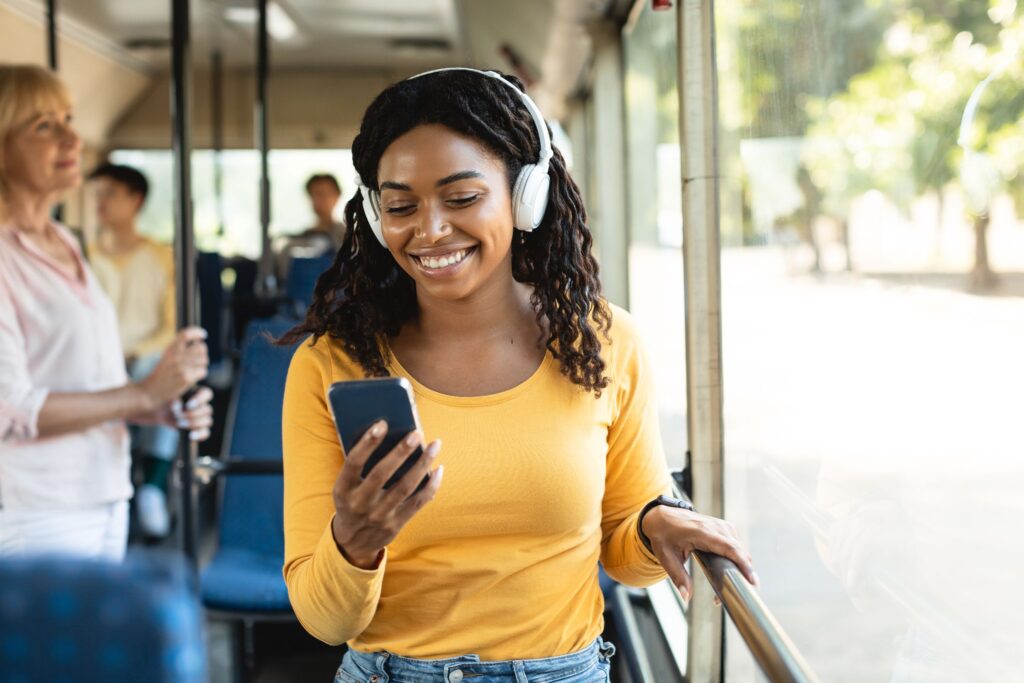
[0,276,49,443]
[132,245,177,358]
[599,310,672,587]
[281,340,387,645]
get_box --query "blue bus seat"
[285,254,334,312]
[0,551,206,683]
[200,317,297,613]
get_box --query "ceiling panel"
[49,0,464,69]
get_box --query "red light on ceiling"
[652,0,672,10]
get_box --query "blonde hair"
[0,64,73,202]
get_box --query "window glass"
[714,1,1024,680]
[624,1,1023,679]
[623,2,688,467]
[109,149,356,258]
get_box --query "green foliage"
[803,0,1024,218]
[731,0,886,137]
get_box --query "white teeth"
[418,249,470,270]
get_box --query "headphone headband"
[406,68,553,167]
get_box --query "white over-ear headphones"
[356,68,554,248]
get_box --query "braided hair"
[279,70,611,394]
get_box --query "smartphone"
[327,377,429,492]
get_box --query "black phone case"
[327,378,429,492]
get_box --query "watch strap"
[637,495,696,554]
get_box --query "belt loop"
[512,659,529,683]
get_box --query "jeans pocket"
[336,651,378,683]
[334,665,364,683]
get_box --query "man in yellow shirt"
[88,163,177,539]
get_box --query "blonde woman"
[0,64,212,560]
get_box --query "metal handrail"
[194,456,283,484]
[670,474,820,683]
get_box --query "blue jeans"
[127,354,179,461]
[336,638,615,683]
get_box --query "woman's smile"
[409,245,477,276]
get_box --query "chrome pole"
[46,0,57,69]
[677,0,725,680]
[170,0,199,564]
[47,0,63,224]
[255,0,273,292]
[212,49,225,237]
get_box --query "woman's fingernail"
[435,464,445,485]
[371,422,385,437]
[186,399,200,410]
[178,419,190,429]
[752,572,761,586]
[404,431,419,446]
[189,429,204,440]
[679,586,690,601]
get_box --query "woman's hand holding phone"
[330,420,443,569]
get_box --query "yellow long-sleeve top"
[282,304,670,660]
[89,237,176,358]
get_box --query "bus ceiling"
[0,0,636,150]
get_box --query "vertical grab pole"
[212,49,225,237]
[255,0,273,292]
[47,0,63,223]
[678,0,726,681]
[46,0,57,69]
[170,0,199,565]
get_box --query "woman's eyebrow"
[380,171,483,193]
[436,170,483,187]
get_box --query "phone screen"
[327,378,429,492]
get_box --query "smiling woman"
[278,68,757,683]
[0,65,213,560]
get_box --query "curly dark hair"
[279,70,611,394]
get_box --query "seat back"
[0,551,206,683]
[285,254,334,311]
[218,317,297,557]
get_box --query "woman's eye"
[385,205,415,215]
[448,195,479,206]
[36,121,51,132]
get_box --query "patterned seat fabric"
[0,551,206,683]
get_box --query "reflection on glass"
[713,1,1024,681]
[623,1,688,470]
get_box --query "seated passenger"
[88,163,178,538]
[274,173,345,283]
[279,69,757,682]
[0,64,212,560]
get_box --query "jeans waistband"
[344,638,616,683]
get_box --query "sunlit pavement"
[629,245,1024,682]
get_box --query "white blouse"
[0,222,132,510]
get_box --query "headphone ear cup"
[512,164,550,232]
[361,188,386,247]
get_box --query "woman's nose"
[59,123,81,150]
[416,214,454,243]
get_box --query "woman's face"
[2,102,81,199]
[376,123,515,302]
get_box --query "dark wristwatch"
[637,495,695,554]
